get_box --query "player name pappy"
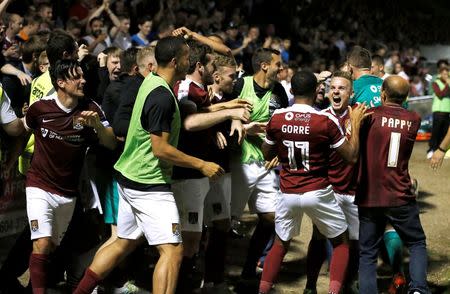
[381,117,412,131]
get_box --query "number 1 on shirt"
[387,132,401,167]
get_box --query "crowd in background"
[0,0,446,118]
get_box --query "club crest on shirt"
[41,128,48,137]
[213,203,222,215]
[73,120,84,130]
[172,223,180,237]
[30,220,39,232]
[188,212,198,224]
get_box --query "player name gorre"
[281,124,310,134]
[381,117,412,130]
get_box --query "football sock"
[329,243,349,294]
[305,238,328,290]
[384,230,404,273]
[29,253,49,294]
[242,219,274,278]
[258,239,287,294]
[204,227,228,284]
[73,268,102,294]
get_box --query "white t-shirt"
[0,87,17,124]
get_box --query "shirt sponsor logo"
[285,112,294,121]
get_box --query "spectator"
[130,15,152,46]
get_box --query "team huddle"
[1,30,430,294]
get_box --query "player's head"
[371,54,385,77]
[381,75,409,105]
[22,34,47,67]
[50,59,85,98]
[120,47,139,75]
[186,40,214,85]
[103,46,122,81]
[46,29,78,67]
[155,36,189,80]
[347,45,371,79]
[89,17,104,37]
[211,53,237,94]
[291,70,317,101]
[137,46,156,76]
[252,47,282,84]
[329,71,353,113]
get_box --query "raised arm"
[172,27,232,56]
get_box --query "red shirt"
[25,97,108,197]
[323,107,358,195]
[356,104,421,207]
[266,104,345,193]
[173,79,213,179]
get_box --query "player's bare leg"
[154,243,183,294]
[73,238,143,294]
[96,224,118,254]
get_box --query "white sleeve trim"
[264,137,276,145]
[330,137,346,149]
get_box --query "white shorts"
[172,177,210,232]
[275,186,348,241]
[335,193,359,240]
[204,173,231,224]
[230,160,278,218]
[117,185,182,246]
[26,187,76,246]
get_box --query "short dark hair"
[371,54,384,66]
[137,15,152,26]
[46,30,77,66]
[89,16,103,28]
[251,47,280,73]
[186,40,212,74]
[155,36,187,67]
[120,47,139,74]
[291,70,317,98]
[347,45,371,69]
[22,34,47,64]
[437,59,449,69]
[50,59,82,89]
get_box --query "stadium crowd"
[0,0,448,294]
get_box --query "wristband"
[438,146,446,152]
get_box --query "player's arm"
[336,104,368,163]
[204,99,253,113]
[172,26,232,56]
[151,132,224,180]
[261,117,278,161]
[79,111,117,150]
[430,125,450,170]
[184,106,250,131]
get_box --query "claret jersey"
[356,104,421,207]
[25,97,109,197]
[265,103,345,193]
